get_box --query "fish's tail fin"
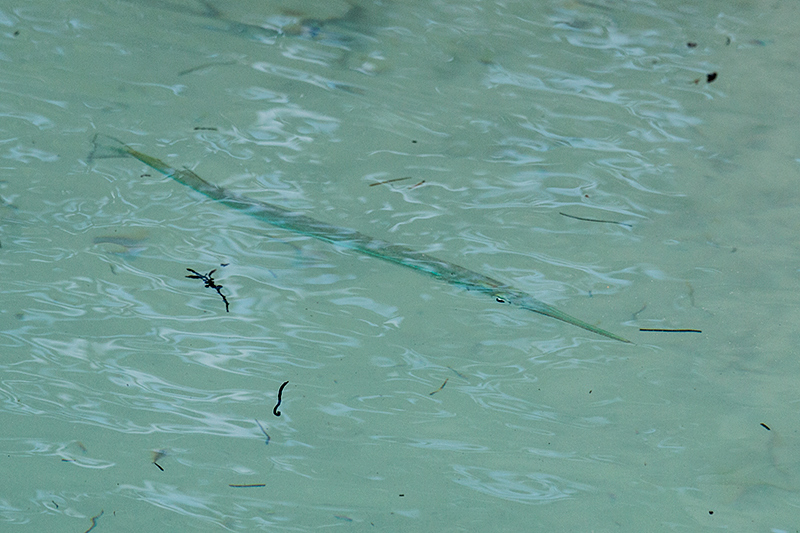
[507,291,632,343]
[88,134,131,162]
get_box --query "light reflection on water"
[2,0,800,530]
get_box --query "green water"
[2,0,799,530]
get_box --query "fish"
[88,134,630,343]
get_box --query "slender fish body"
[89,134,630,343]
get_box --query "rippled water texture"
[2,0,800,530]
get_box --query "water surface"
[2,0,799,530]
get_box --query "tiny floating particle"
[692,72,718,85]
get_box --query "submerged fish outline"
[135,0,360,49]
[88,134,630,343]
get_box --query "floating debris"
[84,510,104,533]
[559,211,632,228]
[429,378,448,396]
[639,328,701,333]
[692,72,718,84]
[186,268,230,312]
[369,176,411,187]
[273,381,289,417]
[152,449,167,471]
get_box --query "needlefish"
[89,134,630,343]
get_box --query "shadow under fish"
[88,134,630,343]
[93,232,149,257]
[132,0,363,48]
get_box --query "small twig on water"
[186,268,230,312]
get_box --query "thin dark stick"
[369,176,411,187]
[559,212,632,227]
[639,328,702,333]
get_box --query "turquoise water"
[2,0,799,530]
